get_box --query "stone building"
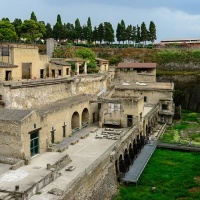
[0,45,174,161]
[0,44,49,81]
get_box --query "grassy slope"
[114,149,200,200]
[161,110,200,146]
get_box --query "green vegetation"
[113,149,200,200]
[153,49,200,65]
[160,110,200,146]
[156,69,200,76]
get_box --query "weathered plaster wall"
[0,120,22,158]
[115,89,172,105]
[1,75,108,109]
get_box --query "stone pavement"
[0,163,11,177]
[0,125,118,200]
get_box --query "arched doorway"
[119,154,126,174]
[124,149,131,172]
[82,108,89,128]
[71,112,80,133]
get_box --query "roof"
[50,60,71,66]
[0,61,18,68]
[0,109,33,121]
[161,38,200,43]
[96,58,109,62]
[38,94,92,114]
[116,63,156,69]
[65,58,86,62]
[115,82,174,90]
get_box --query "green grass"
[113,149,200,200]
[160,110,200,145]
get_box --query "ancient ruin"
[0,43,174,199]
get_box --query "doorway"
[30,131,39,157]
[5,70,12,81]
[22,63,31,79]
[52,69,55,78]
[40,69,44,78]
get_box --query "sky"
[1,0,200,42]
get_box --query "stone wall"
[1,75,108,109]
[0,120,22,158]
[63,156,118,200]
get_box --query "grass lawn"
[160,110,200,146]
[113,149,200,200]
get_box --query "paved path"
[122,141,157,183]
[157,142,200,152]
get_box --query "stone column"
[75,62,79,75]
[84,62,87,74]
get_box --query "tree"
[75,47,97,72]
[20,19,46,42]
[64,23,75,42]
[12,18,22,39]
[74,18,82,43]
[148,21,157,44]
[0,20,17,41]
[116,23,122,44]
[131,26,137,45]
[126,25,132,44]
[120,20,127,44]
[30,11,37,21]
[92,26,99,44]
[45,23,53,39]
[86,17,93,43]
[53,15,64,40]
[104,22,114,44]
[136,25,141,44]
[141,22,148,46]
[75,47,96,64]
[116,20,127,44]
[2,18,10,22]
[98,23,104,44]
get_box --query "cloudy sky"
[1,0,200,42]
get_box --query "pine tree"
[116,23,122,44]
[74,18,82,43]
[98,23,104,44]
[12,18,22,39]
[141,22,148,46]
[120,20,127,44]
[45,23,53,39]
[30,12,37,21]
[126,25,132,44]
[92,26,99,44]
[131,26,137,45]
[53,15,64,40]
[86,17,93,43]
[104,22,114,44]
[136,25,141,44]
[148,21,157,44]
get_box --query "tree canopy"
[20,20,46,42]
[0,12,157,45]
[0,20,17,41]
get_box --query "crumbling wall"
[2,75,108,109]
